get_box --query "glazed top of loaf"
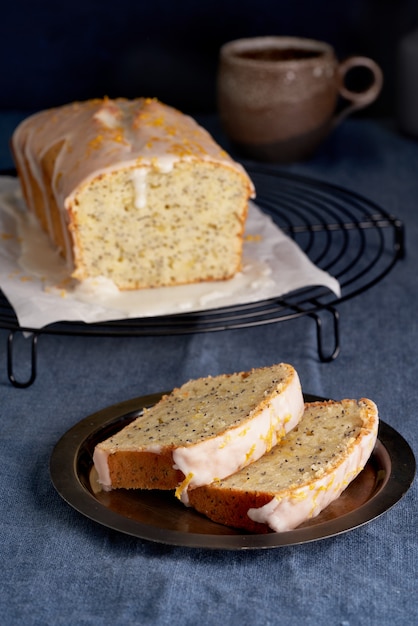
[12,97,254,208]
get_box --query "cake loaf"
[11,97,254,290]
[187,398,379,532]
[93,363,304,502]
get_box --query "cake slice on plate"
[93,363,304,503]
[187,398,379,532]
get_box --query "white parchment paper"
[0,176,340,329]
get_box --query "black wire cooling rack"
[0,166,405,387]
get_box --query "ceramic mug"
[217,36,383,162]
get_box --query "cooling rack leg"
[394,218,406,260]
[310,307,340,362]
[7,331,38,388]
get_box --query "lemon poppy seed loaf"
[11,97,254,290]
[93,363,304,502]
[187,398,379,532]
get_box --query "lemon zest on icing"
[175,472,194,500]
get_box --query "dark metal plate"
[50,393,415,549]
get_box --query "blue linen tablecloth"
[0,115,417,626]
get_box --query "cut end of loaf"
[69,161,250,289]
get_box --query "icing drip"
[131,168,149,209]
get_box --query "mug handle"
[332,56,384,127]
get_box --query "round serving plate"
[50,392,416,550]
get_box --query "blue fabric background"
[0,115,416,625]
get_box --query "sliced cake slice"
[93,363,304,502]
[187,398,379,532]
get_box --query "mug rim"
[220,36,335,64]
